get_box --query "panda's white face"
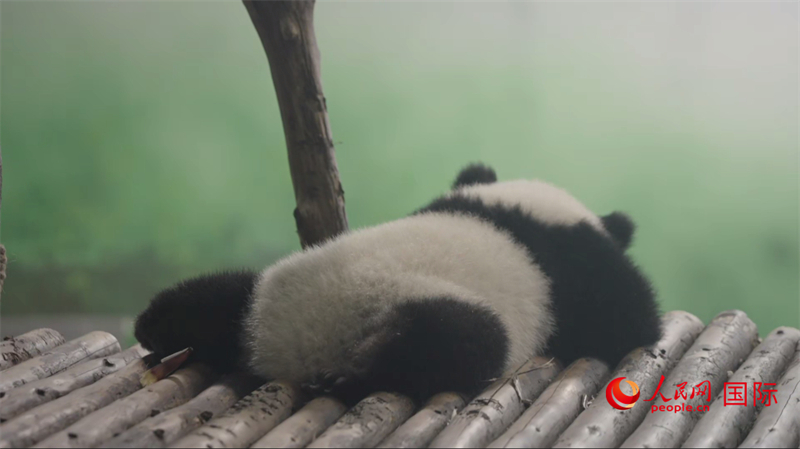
[453,180,608,235]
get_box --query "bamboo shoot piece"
[0,329,66,371]
[252,396,348,449]
[0,331,120,393]
[307,392,415,448]
[170,381,299,448]
[0,344,148,422]
[429,356,561,448]
[101,372,263,448]
[0,353,157,448]
[34,363,216,448]
[553,311,705,448]
[377,392,467,449]
[683,327,800,448]
[490,357,610,448]
[621,310,759,448]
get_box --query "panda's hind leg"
[347,297,509,403]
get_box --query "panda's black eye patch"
[601,211,636,250]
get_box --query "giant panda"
[134,164,661,404]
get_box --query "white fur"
[454,180,607,233]
[244,212,554,384]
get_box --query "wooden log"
[620,310,759,448]
[490,357,610,448]
[739,339,800,448]
[101,372,263,448]
[34,363,216,448]
[307,392,415,448]
[170,380,299,448]
[0,331,120,393]
[0,344,148,422]
[1,328,66,371]
[0,353,157,448]
[252,397,348,449]
[428,356,562,448]
[377,392,467,449]
[242,0,348,248]
[683,327,800,448]
[553,311,705,448]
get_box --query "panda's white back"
[244,210,554,383]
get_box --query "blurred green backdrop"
[1,1,798,337]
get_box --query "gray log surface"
[429,356,562,448]
[0,328,66,371]
[170,381,298,449]
[683,327,800,448]
[243,0,348,248]
[553,310,705,448]
[739,340,800,448]
[100,372,263,448]
[621,310,759,448]
[377,392,467,449]
[0,354,155,448]
[0,331,119,393]
[307,392,415,448]
[252,396,348,449]
[35,363,216,448]
[490,358,610,448]
[0,344,148,422]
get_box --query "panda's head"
[451,163,637,250]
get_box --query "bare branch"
[242,0,348,248]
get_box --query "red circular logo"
[606,377,640,410]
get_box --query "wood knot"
[280,18,301,40]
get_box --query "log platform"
[1,310,798,448]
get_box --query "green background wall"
[1,1,798,336]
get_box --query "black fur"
[332,297,509,405]
[601,212,636,250]
[452,163,498,189]
[134,270,258,369]
[416,195,662,368]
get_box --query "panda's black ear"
[452,163,497,189]
[601,212,636,250]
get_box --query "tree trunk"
[0,344,148,422]
[620,310,759,448]
[307,392,416,448]
[0,331,120,393]
[0,328,66,371]
[243,0,348,248]
[35,363,217,448]
[428,357,562,448]
[553,311,706,448]
[377,392,467,449]
[490,358,610,448]
[251,396,348,448]
[683,327,800,448]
